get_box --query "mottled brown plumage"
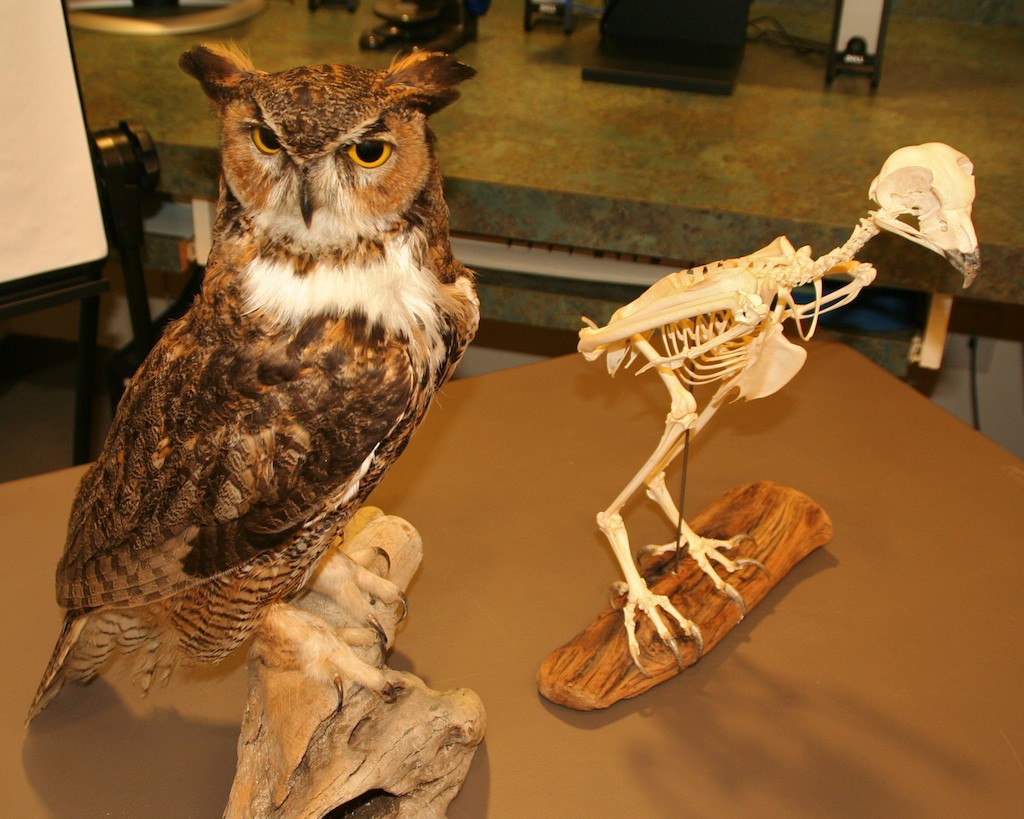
[28,45,477,720]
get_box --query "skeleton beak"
[947,249,980,288]
[943,211,980,287]
[922,210,980,288]
[872,207,980,288]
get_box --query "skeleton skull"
[869,142,979,286]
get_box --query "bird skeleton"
[578,143,979,668]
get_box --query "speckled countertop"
[69,2,1022,306]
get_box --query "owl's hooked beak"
[299,176,316,229]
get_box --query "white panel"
[0,0,107,284]
[835,0,886,55]
[450,236,669,287]
[914,292,953,369]
[191,198,218,267]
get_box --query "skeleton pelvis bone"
[580,143,979,670]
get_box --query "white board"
[0,0,108,285]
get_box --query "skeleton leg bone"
[630,335,767,614]
[595,350,704,667]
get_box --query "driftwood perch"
[538,482,833,710]
[226,508,486,818]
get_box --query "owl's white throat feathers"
[241,238,446,341]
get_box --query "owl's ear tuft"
[380,51,475,115]
[179,43,260,105]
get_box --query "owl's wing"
[57,321,416,610]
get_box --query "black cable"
[747,15,830,55]
[968,335,981,430]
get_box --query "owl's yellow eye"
[251,125,281,155]
[347,140,392,169]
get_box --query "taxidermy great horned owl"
[27,45,478,720]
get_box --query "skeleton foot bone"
[643,533,767,616]
[540,482,837,710]
[610,579,704,670]
[599,511,703,669]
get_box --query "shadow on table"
[24,680,238,817]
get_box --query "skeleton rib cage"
[653,311,766,388]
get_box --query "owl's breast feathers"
[57,254,477,612]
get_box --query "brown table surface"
[5,338,1023,817]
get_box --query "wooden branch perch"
[226,508,486,818]
[538,482,833,710]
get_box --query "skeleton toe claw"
[736,556,769,576]
[630,646,652,676]
[659,615,703,661]
[637,541,678,561]
[722,583,747,617]
[664,634,684,669]
[625,589,703,672]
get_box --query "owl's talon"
[366,613,388,651]
[394,591,409,624]
[310,550,407,628]
[346,546,390,576]
[381,682,405,703]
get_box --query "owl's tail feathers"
[26,613,90,724]
[27,608,178,724]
